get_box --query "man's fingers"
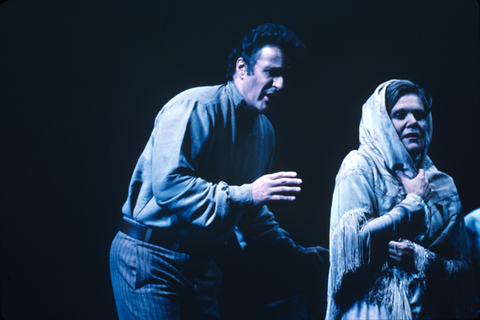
[268,173,302,186]
[272,186,302,194]
[272,178,302,186]
[278,178,302,186]
[270,194,296,202]
[269,171,298,180]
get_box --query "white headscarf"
[359,79,433,178]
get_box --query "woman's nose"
[405,113,418,126]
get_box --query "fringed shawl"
[326,80,472,319]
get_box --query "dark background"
[1,0,479,319]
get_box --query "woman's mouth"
[403,132,421,140]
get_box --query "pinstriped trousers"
[110,231,222,320]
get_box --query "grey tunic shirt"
[122,81,294,247]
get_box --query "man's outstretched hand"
[251,171,302,206]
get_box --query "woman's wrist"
[406,193,430,216]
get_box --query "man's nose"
[273,76,284,90]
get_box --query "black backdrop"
[1,1,479,319]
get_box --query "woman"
[326,79,473,319]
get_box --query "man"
[110,23,328,320]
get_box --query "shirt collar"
[226,81,260,116]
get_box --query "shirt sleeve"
[238,205,295,245]
[149,98,252,236]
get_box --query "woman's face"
[390,94,427,160]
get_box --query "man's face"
[390,94,427,160]
[238,46,285,113]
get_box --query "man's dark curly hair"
[226,23,306,80]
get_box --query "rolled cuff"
[228,184,254,208]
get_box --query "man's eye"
[265,69,281,77]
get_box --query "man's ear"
[236,57,246,79]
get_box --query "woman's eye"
[392,112,404,119]
[413,111,426,120]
